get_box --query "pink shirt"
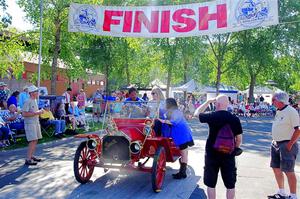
[77,93,86,107]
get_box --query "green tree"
[19,0,300,97]
[0,0,25,78]
[152,38,178,97]
[204,33,246,94]
[18,0,100,94]
[0,28,25,78]
[175,37,204,98]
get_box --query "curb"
[0,130,104,155]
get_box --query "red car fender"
[142,137,180,163]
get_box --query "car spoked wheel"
[151,146,166,193]
[74,141,96,183]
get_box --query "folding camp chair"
[40,119,55,137]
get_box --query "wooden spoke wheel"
[74,141,96,184]
[151,146,166,193]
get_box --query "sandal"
[32,156,42,162]
[25,159,38,165]
[268,194,287,199]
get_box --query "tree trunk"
[105,63,109,92]
[165,38,177,98]
[248,74,256,103]
[125,47,130,85]
[166,64,172,98]
[183,60,188,101]
[216,60,222,95]
[51,19,61,95]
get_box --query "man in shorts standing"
[92,89,103,122]
[22,85,44,165]
[194,95,243,199]
[268,92,300,199]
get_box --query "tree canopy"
[0,0,298,97]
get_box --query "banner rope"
[278,19,300,26]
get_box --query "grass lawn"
[1,121,104,151]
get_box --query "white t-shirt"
[63,92,71,104]
[272,105,300,141]
[22,98,39,124]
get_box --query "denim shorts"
[270,141,299,172]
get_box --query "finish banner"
[68,0,279,38]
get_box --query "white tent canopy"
[172,80,239,94]
[172,79,198,93]
[242,86,282,95]
[149,79,167,89]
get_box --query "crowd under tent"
[206,84,239,103]
[172,80,239,102]
[241,86,284,104]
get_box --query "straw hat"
[27,85,38,93]
[0,82,7,86]
[23,85,29,91]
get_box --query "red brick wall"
[19,62,106,97]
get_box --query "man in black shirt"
[194,95,243,199]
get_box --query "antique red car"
[73,101,181,192]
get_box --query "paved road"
[0,117,299,199]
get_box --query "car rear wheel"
[74,141,96,183]
[151,146,166,193]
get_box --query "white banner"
[68,0,279,38]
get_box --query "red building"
[2,60,106,98]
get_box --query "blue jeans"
[9,122,25,131]
[47,120,66,135]
[0,126,9,140]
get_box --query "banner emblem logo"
[236,0,269,27]
[73,5,97,31]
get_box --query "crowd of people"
[0,83,151,149]
[0,81,299,198]
[172,93,300,120]
[0,83,91,149]
[106,87,299,199]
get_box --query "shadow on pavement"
[189,185,207,199]
[67,165,200,199]
[0,165,38,189]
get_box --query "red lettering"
[133,11,159,33]
[172,9,196,33]
[123,11,133,32]
[103,10,123,31]
[199,4,227,30]
[161,10,170,33]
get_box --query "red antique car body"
[73,101,181,192]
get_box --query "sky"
[7,0,34,31]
